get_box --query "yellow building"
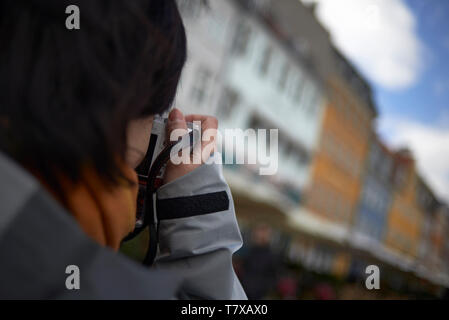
[304,50,377,227]
[385,150,422,259]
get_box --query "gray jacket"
[0,151,247,299]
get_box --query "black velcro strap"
[157,191,230,220]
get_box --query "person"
[0,0,246,299]
[240,224,279,299]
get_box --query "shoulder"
[0,151,181,299]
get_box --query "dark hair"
[0,0,187,190]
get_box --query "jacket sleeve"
[153,153,247,300]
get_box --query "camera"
[123,113,200,265]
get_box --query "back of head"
[0,0,187,189]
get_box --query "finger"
[167,108,188,142]
[185,114,218,130]
[201,116,218,131]
[185,115,218,150]
[184,114,209,122]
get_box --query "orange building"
[304,49,377,228]
[385,150,422,259]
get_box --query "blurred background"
[122,0,449,299]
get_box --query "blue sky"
[305,0,449,202]
[374,0,449,204]
[376,0,449,129]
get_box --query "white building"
[175,0,235,116]
[176,0,325,205]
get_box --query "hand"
[163,108,218,185]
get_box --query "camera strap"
[124,129,230,267]
[123,130,197,266]
[141,133,187,266]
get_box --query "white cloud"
[302,0,424,91]
[379,116,449,203]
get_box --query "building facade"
[385,150,422,262]
[415,178,441,275]
[175,0,236,116]
[352,137,394,249]
[176,0,325,204]
[304,49,377,230]
[220,1,325,200]
[175,0,449,291]
[438,206,449,277]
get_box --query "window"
[395,167,407,188]
[278,61,290,91]
[217,87,240,119]
[283,141,294,159]
[294,76,306,105]
[299,81,313,111]
[370,143,380,171]
[259,45,273,76]
[232,21,252,56]
[287,73,299,101]
[305,88,319,116]
[190,67,212,106]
